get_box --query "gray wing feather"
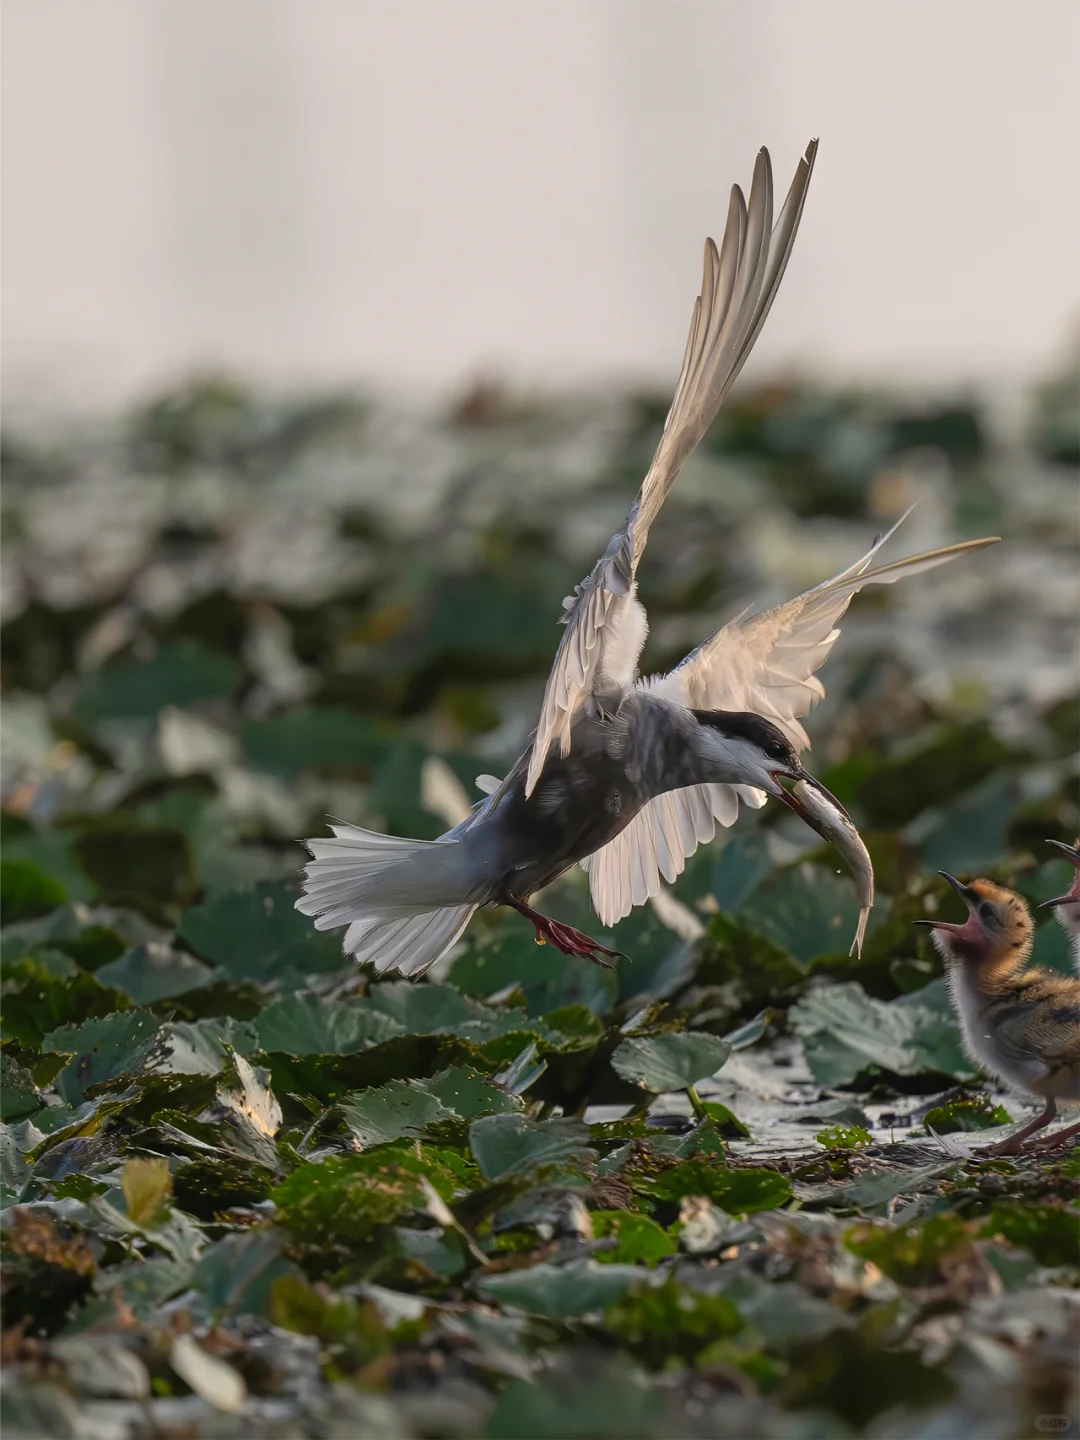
[584,781,739,927]
[524,141,819,797]
[654,521,1000,750]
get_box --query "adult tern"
[298,141,998,978]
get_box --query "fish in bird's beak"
[913,870,986,942]
[772,767,873,957]
[771,766,854,824]
[1039,838,1080,911]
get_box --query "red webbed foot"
[507,898,624,969]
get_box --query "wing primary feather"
[656,527,999,757]
[714,150,773,384]
[730,138,818,378]
[836,536,1001,586]
[525,142,818,795]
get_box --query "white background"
[3,1,1078,408]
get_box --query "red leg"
[505,897,623,970]
[979,1099,1056,1156]
[1025,1116,1080,1152]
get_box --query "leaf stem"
[686,1085,708,1121]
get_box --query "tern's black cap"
[691,709,798,766]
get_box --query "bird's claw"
[1023,1124,1080,1154]
[977,1136,1028,1157]
[978,1121,1080,1157]
[532,916,623,969]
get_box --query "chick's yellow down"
[917,874,1080,1155]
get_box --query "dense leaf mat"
[1,371,1077,1437]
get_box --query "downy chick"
[916,873,1080,1155]
[1040,839,1080,974]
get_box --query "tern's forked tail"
[296,822,476,978]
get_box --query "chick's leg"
[1025,1116,1080,1152]
[979,1099,1056,1156]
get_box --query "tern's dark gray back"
[456,694,702,902]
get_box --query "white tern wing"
[524,140,819,797]
[586,523,1000,925]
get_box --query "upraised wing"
[524,140,819,797]
[585,524,1000,925]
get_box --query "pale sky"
[3,1,1078,410]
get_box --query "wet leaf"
[44,1011,257,1103]
[487,1359,666,1440]
[178,880,346,981]
[469,1114,595,1182]
[477,1258,643,1317]
[253,995,403,1055]
[121,1156,172,1225]
[0,1053,41,1120]
[1,954,128,1049]
[816,1125,873,1150]
[95,943,216,1004]
[636,1162,792,1216]
[188,1231,300,1317]
[611,1032,731,1093]
[591,1211,675,1266]
[271,1148,457,1250]
[241,707,390,779]
[72,644,241,725]
[450,924,619,1016]
[365,979,483,1034]
[339,1081,454,1148]
[0,858,68,925]
[213,1050,282,1158]
[740,865,878,967]
[978,1202,1080,1268]
[923,1094,1013,1134]
[170,1333,246,1413]
[789,979,975,1086]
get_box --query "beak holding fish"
[772,769,875,959]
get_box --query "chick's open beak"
[1039,839,1080,910]
[939,870,978,906]
[912,870,978,933]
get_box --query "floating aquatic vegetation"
[1,372,1076,1435]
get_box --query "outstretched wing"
[524,140,819,797]
[583,780,766,927]
[657,529,1000,743]
[585,523,1000,925]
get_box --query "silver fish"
[791,779,874,958]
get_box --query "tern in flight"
[298,140,998,978]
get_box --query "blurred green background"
[3,364,1077,933]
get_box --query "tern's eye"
[978,903,1001,928]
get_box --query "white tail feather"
[347,904,477,977]
[297,820,475,976]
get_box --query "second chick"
[916,872,1080,1156]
